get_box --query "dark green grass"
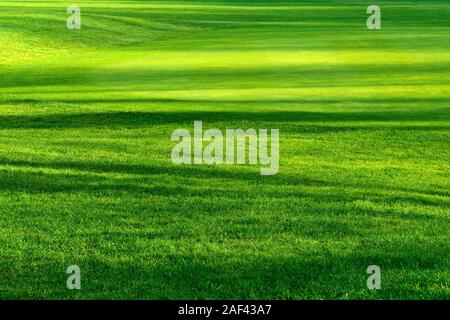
[0,0,449,299]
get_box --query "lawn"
[0,0,449,299]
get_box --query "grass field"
[0,0,449,299]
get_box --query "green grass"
[0,0,449,299]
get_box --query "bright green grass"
[0,0,449,299]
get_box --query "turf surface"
[0,0,449,299]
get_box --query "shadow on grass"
[3,63,450,89]
[0,109,449,130]
[0,158,448,208]
[2,247,447,299]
